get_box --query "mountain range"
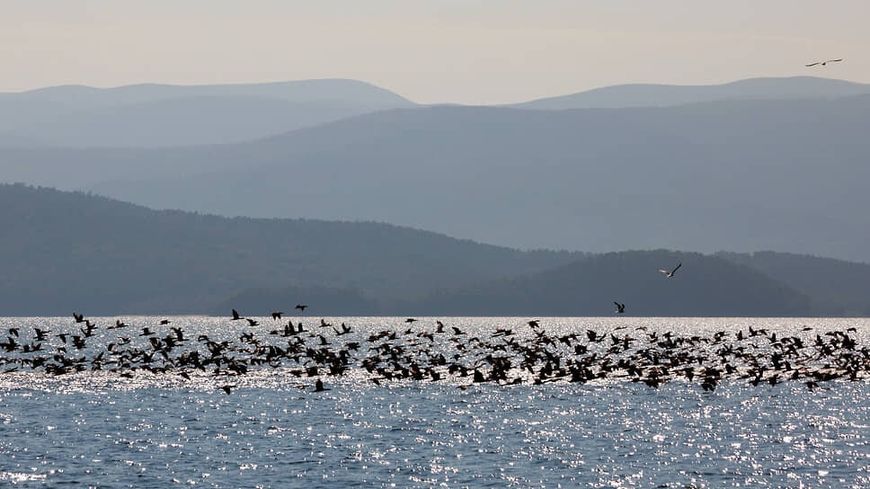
[3,81,870,260]
[0,79,412,147]
[513,76,870,109]
[2,76,870,269]
[2,184,869,317]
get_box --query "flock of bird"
[0,300,865,395]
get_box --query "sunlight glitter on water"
[0,317,867,487]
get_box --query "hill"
[513,76,870,110]
[0,184,579,315]
[0,79,413,148]
[718,251,870,316]
[408,251,812,317]
[2,185,869,317]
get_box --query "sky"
[2,0,869,104]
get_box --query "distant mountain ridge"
[0,79,414,147]
[1,184,870,317]
[0,184,580,315]
[4,93,868,260]
[513,76,870,109]
[409,250,812,317]
[717,251,870,316]
[4,76,870,262]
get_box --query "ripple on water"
[0,317,867,488]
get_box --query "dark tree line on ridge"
[1,184,869,317]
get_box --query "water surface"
[0,317,867,488]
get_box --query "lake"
[0,317,867,488]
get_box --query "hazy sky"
[2,0,869,104]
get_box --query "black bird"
[271,312,283,320]
[295,304,308,312]
[8,328,18,337]
[806,58,843,67]
[170,327,185,342]
[658,263,682,278]
[314,379,328,392]
[405,318,417,324]
[159,319,171,325]
[527,320,540,328]
[73,313,85,323]
[221,385,235,395]
[613,302,626,314]
[231,309,243,321]
[246,318,259,327]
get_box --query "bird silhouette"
[658,263,682,278]
[613,302,626,314]
[806,58,843,67]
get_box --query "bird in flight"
[295,304,308,312]
[271,311,283,320]
[613,302,626,314]
[806,58,843,67]
[231,309,243,321]
[658,263,682,278]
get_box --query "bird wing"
[827,58,843,63]
[805,62,820,67]
[672,263,682,273]
[658,269,670,275]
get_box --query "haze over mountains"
[2,76,870,273]
[2,184,870,317]
[3,76,870,261]
[0,79,412,147]
[513,76,870,109]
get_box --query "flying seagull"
[613,302,626,314]
[658,263,682,278]
[806,58,843,67]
